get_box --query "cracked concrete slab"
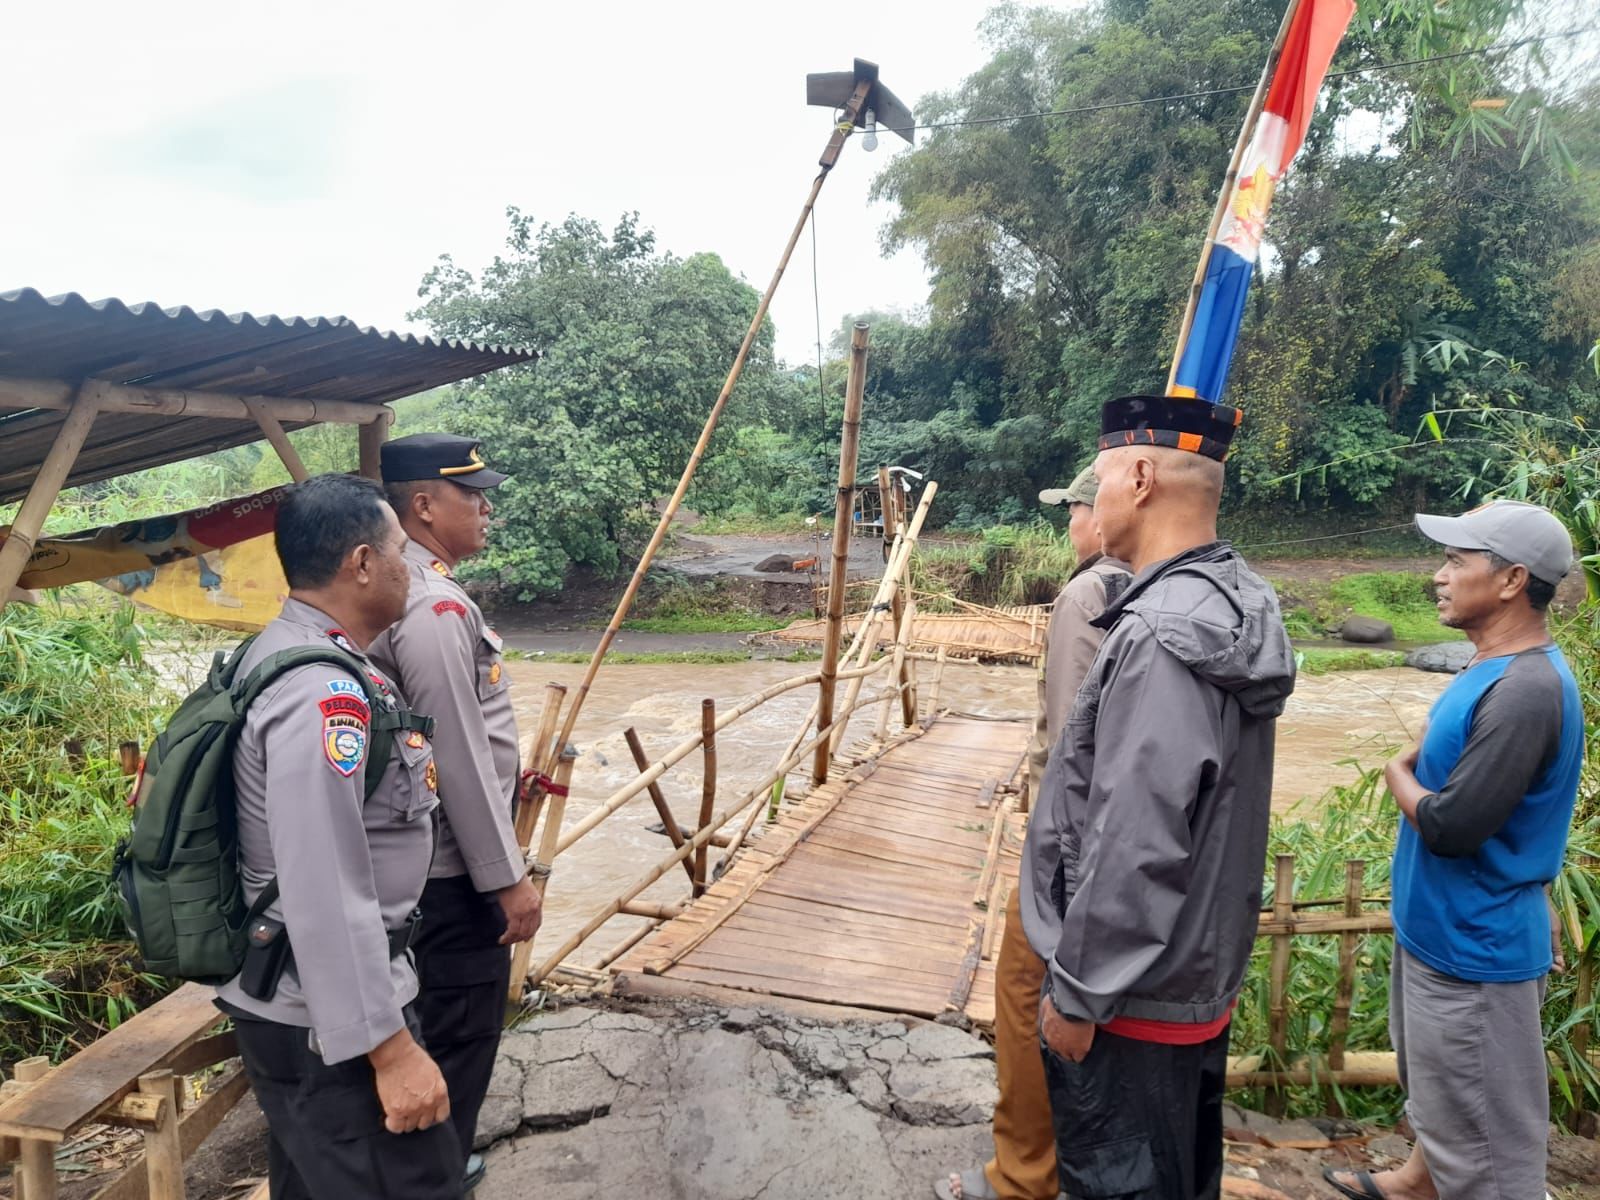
[475,1001,995,1200]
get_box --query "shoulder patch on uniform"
[433,599,468,618]
[325,628,357,655]
[425,760,438,792]
[405,730,426,749]
[431,559,450,576]
[326,679,365,698]
[488,662,502,685]
[319,694,371,723]
[323,720,366,776]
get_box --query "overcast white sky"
[0,0,1043,367]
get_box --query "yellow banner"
[3,487,291,632]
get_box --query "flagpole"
[1165,0,1305,394]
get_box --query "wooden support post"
[695,699,717,897]
[1266,853,1295,1118]
[508,743,578,1005]
[623,728,697,886]
[1327,859,1364,1112]
[244,399,310,482]
[14,1057,56,1200]
[814,326,868,785]
[511,683,567,873]
[357,408,392,481]
[927,645,947,724]
[135,1071,183,1200]
[0,389,98,600]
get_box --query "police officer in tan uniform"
[369,434,539,1193]
[217,473,461,1199]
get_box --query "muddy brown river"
[499,659,1447,972]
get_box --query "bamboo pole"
[357,408,392,481]
[136,1071,184,1200]
[243,399,310,483]
[507,744,578,1003]
[14,1058,56,1200]
[1265,853,1295,1118]
[511,684,567,859]
[535,86,877,799]
[591,920,662,970]
[1164,0,1303,393]
[0,387,98,600]
[528,680,900,982]
[0,376,393,426]
[623,728,697,886]
[814,326,869,785]
[1327,860,1364,1081]
[618,901,685,921]
[554,660,888,857]
[694,699,717,897]
[927,645,948,722]
[830,481,938,755]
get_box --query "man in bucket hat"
[1325,500,1581,1200]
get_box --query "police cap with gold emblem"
[380,433,509,489]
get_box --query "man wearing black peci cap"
[368,433,534,1195]
[1023,395,1295,1200]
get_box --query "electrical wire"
[900,26,1598,135]
[1235,522,1418,551]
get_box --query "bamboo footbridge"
[609,713,1031,1023]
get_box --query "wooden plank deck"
[612,714,1030,1025]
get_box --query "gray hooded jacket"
[1019,541,1296,1025]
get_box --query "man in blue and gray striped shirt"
[1326,499,1581,1200]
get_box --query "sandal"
[1321,1167,1388,1200]
[933,1167,1000,1200]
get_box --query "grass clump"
[1273,571,1462,644]
[1296,648,1409,675]
[0,599,181,1063]
[913,523,1077,610]
[622,576,789,635]
[690,511,813,536]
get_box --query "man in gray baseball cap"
[1325,498,1580,1200]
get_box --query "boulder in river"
[1340,615,1395,644]
[1406,641,1474,674]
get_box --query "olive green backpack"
[112,638,401,984]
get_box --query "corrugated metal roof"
[0,288,537,505]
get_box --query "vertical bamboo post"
[1574,952,1594,1129]
[508,743,579,1004]
[830,482,938,756]
[695,699,717,897]
[1165,0,1302,392]
[137,1070,184,1200]
[356,408,392,481]
[0,388,98,599]
[511,683,568,865]
[813,325,869,785]
[879,468,918,727]
[927,645,948,723]
[1326,858,1364,1112]
[1266,853,1295,1117]
[623,728,697,886]
[13,1057,56,1200]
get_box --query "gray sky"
[0,0,1026,367]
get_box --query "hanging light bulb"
[861,108,879,152]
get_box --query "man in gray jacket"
[1024,395,1295,1200]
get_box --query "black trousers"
[413,874,512,1161]
[1041,1026,1229,1200]
[230,1006,463,1200]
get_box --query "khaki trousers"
[983,887,1059,1200]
